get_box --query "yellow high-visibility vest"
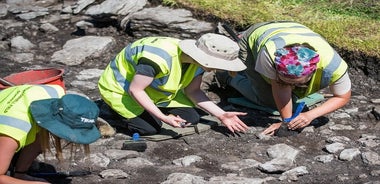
[0,85,65,151]
[248,22,348,97]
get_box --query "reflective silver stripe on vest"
[270,32,317,48]
[265,33,342,88]
[320,50,342,88]
[0,85,60,133]
[111,44,174,95]
[256,25,305,48]
[0,115,31,132]
[38,85,60,98]
[110,58,130,92]
[195,67,204,77]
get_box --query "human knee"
[130,126,160,136]
[185,111,200,124]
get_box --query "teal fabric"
[228,93,324,115]
[30,94,101,144]
[297,93,325,107]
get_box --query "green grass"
[162,0,380,58]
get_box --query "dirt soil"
[1,1,379,184]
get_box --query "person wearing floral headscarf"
[274,46,320,78]
[216,21,351,135]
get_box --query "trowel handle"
[283,102,306,123]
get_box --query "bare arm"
[184,75,248,133]
[262,79,352,132]
[0,136,47,184]
[262,80,293,135]
[307,90,351,118]
[271,80,294,119]
[128,74,185,127]
[288,90,351,130]
[288,74,352,130]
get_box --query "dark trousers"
[126,107,200,135]
[96,100,200,136]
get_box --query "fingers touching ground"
[218,112,249,133]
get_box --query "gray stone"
[51,36,116,66]
[99,169,128,179]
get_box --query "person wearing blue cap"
[0,85,101,183]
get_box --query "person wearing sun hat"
[216,21,351,136]
[0,84,100,183]
[98,33,249,136]
[178,33,246,71]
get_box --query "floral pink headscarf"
[274,46,320,78]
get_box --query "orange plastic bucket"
[0,68,65,90]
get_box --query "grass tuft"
[170,0,380,58]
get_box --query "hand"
[262,122,282,135]
[287,113,312,130]
[162,114,187,128]
[217,112,249,133]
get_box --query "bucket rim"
[0,68,65,89]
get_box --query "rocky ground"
[1,0,379,184]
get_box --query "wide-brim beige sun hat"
[179,33,247,71]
